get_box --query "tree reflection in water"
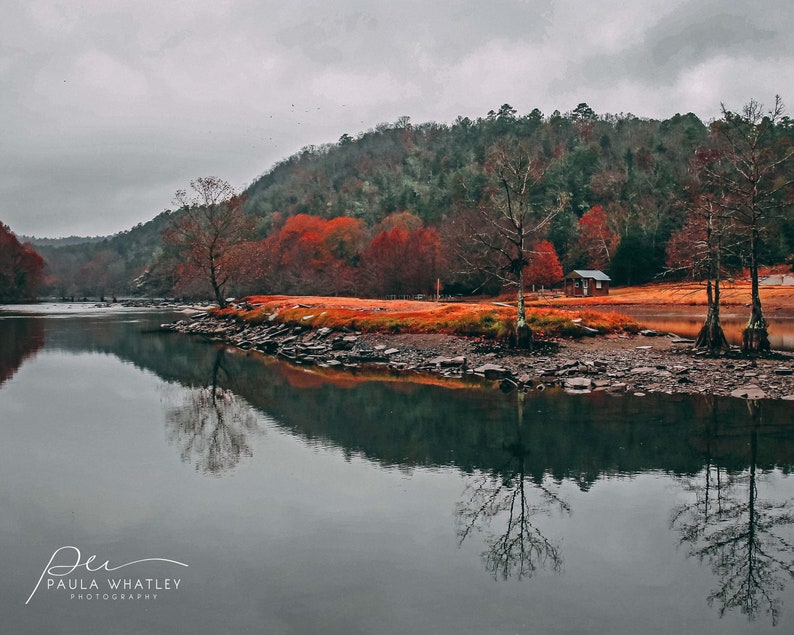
[165,348,263,475]
[671,399,794,625]
[456,392,569,580]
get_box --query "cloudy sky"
[3,0,793,237]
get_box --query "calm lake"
[611,305,794,351]
[2,306,794,634]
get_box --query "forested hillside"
[32,103,794,300]
[35,212,172,299]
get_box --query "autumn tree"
[463,140,568,348]
[667,192,734,351]
[574,205,620,271]
[260,214,368,295]
[524,240,563,290]
[0,222,45,301]
[359,216,441,297]
[701,97,794,353]
[163,177,254,307]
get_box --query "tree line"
[4,99,792,349]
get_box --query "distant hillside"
[37,211,174,299]
[23,235,108,247]
[38,103,794,299]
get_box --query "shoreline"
[166,313,794,401]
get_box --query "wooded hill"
[31,103,794,299]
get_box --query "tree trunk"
[742,304,770,353]
[742,227,770,353]
[210,265,226,309]
[695,221,729,352]
[514,268,532,349]
[695,302,729,351]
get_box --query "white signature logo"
[26,545,189,605]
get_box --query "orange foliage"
[577,205,620,271]
[525,240,563,288]
[223,295,637,338]
[268,358,477,391]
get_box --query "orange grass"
[216,295,638,338]
[530,280,794,310]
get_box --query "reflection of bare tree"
[456,393,569,580]
[671,399,794,625]
[165,349,262,475]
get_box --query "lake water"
[2,306,794,634]
[610,306,794,351]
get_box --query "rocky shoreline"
[165,313,794,401]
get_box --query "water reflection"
[612,308,794,351]
[671,399,794,625]
[456,393,569,580]
[5,312,794,631]
[164,349,263,475]
[0,317,44,386]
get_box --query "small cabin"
[564,270,611,297]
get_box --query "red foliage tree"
[576,206,620,271]
[360,224,441,296]
[262,214,366,295]
[525,240,563,289]
[0,222,45,301]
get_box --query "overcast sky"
[3,0,793,237]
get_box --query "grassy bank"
[214,295,638,339]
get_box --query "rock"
[630,367,656,374]
[639,329,658,337]
[730,386,767,400]
[331,337,356,351]
[473,363,510,380]
[774,367,793,376]
[565,377,592,390]
[384,348,400,356]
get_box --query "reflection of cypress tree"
[671,399,794,625]
[165,348,262,475]
[456,393,569,580]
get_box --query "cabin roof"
[565,269,611,281]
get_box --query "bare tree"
[701,97,794,353]
[164,176,254,308]
[462,140,568,348]
[694,196,731,351]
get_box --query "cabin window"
[574,281,580,288]
[596,280,602,290]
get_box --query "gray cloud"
[558,0,792,90]
[2,0,793,237]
